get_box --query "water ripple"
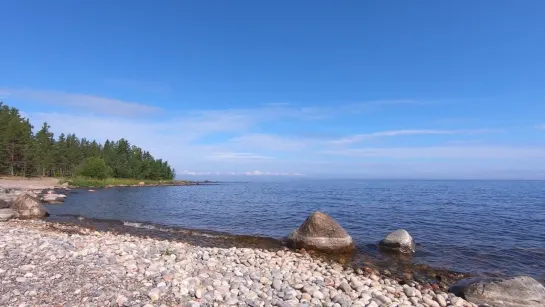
[46,180,545,281]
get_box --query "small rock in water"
[379,229,416,253]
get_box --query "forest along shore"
[0,219,477,307]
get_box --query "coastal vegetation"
[0,101,175,180]
[58,177,192,188]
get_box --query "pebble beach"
[0,219,475,307]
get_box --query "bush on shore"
[77,157,109,180]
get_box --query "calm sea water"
[46,180,545,281]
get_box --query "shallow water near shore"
[45,179,545,282]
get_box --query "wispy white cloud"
[178,170,217,176]
[226,133,309,151]
[242,170,304,176]
[330,129,500,145]
[12,88,545,178]
[535,124,545,130]
[322,146,545,159]
[207,152,274,161]
[0,88,162,116]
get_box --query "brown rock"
[287,211,354,253]
[10,193,49,218]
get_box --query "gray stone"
[287,211,354,253]
[0,198,12,209]
[116,294,128,306]
[339,282,351,293]
[272,279,282,291]
[435,294,447,307]
[379,229,416,253]
[312,290,325,300]
[148,288,161,301]
[375,294,392,304]
[0,208,14,221]
[450,276,545,307]
[284,289,297,300]
[450,296,465,307]
[404,287,417,297]
[225,298,239,305]
[422,296,440,307]
[195,288,203,299]
[302,284,315,294]
[41,193,67,204]
[16,277,26,283]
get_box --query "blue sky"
[1,1,545,179]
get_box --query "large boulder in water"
[450,276,545,307]
[10,193,49,218]
[379,229,416,253]
[287,211,354,253]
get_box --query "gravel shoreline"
[0,219,476,307]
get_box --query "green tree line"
[0,102,175,180]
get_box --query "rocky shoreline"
[1,184,545,306]
[1,219,477,307]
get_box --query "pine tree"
[35,122,55,176]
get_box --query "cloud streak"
[322,146,545,159]
[0,88,162,116]
[330,129,500,145]
[10,87,543,178]
[207,152,274,161]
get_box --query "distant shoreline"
[0,176,218,190]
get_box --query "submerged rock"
[42,193,67,204]
[10,193,49,218]
[0,208,14,221]
[450,276,545,307]
[287,211,354,253]
[379,229,416,253]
